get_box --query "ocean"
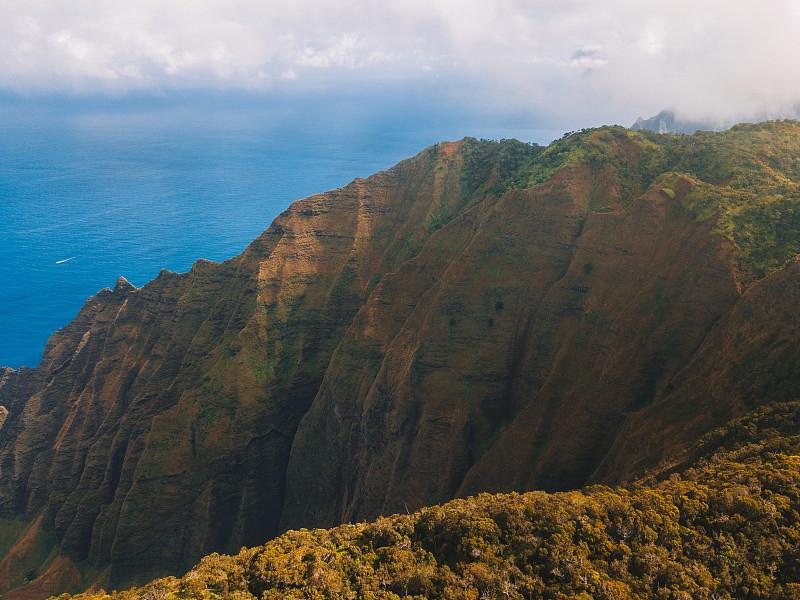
[0,92,563,369]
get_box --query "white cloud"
[295,35,390,70]
[637,19,666,56]
[1,0,799,124]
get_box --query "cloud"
[637,19,666,56]
[2,0,799,124]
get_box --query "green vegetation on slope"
[57,403,800,600]
[457,120,800,285]
[502,120,800,283]
[632,121,800,282]
[651,399,800,482]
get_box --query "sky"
[2,0,800,128]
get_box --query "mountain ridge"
[2,121,800,598]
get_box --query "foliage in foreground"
[58,405,800,600]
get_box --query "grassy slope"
[503,121,800,287]
[630,121,800,285]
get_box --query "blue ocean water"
[0,92,563,369]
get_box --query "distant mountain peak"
[630,110,718,134]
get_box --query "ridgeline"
[1,121,800,598]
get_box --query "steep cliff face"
[0,141,498,593]
[2,122,800,597]
[280,169,742,529]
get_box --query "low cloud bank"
[2,1,799,125]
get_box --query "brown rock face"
[280,169,741,530]
[0,141,494,591]
[1,125,800,597]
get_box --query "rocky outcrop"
[2,124,800,597]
